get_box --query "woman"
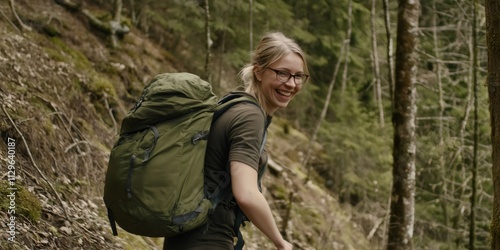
[164,32,309,250]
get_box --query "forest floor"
[0,1,373,249]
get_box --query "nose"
[284,76,297,87]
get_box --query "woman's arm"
[230,161,292,250]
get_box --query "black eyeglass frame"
[266,67,309,85]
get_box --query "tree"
[303,0,351,182]
[469,0,479,248]
[110,0,124,48]
[485,0,500,249]
[249,0,253,51]
[387,0,420,249]
[382,0,395,103]
[431,0,450,245]
[339,0,353,108]
[371,0,384,128]
[203,0,212,81]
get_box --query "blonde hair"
[239,32,309,114]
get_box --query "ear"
[253,66,263,82]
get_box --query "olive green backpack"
[103,72,265,238]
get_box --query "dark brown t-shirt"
[204,101,268,195]
[164,99,270,250]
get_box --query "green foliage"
[309,86,393,205]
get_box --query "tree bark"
[387,0,420,249]
[485,0,500,249]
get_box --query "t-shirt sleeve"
[224,103,265,172]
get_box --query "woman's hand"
[230,161,293,250]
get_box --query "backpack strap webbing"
[107,207,118,236]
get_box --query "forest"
[0,0,499,249]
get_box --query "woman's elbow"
[232,188,257,208]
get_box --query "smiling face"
[255,52,305,115]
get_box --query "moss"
[0,181,42,223]
[44,46,66,62]
[48,37,91,70]
[293,205,324,236]
[270,183,289,200]
[95,61,120,75]
[82,74,118,100]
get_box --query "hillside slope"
[0,1,370,249]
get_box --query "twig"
[21,168,40,185]
[0,9,21,33]
[9,0,32,32]
[102,92,118,134]
[2,105,71,221]
[280,191,294,240]
[52,87,91,152]
[367,217,385,240]
[64,140,90,153]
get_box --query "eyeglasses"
[267,68,309,85]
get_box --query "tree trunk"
[387,0,420,249]
[204,0,211,82]
[382,0,395,104]
[371,0,385,128]
[129,0,137,26]
[339,0,352,109]
[110,0,123,48]
[382,0,395,245]
[485,0,500,249]
[249,0,253,52]
[431,0,450,246]
[469,1,480,249]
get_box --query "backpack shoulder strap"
[206,91,270,250]
[214,91,263,120]
[207,91,266,206]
